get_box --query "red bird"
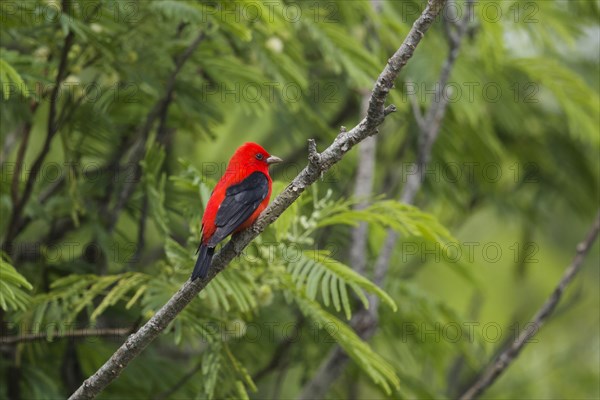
[191,142,282,280]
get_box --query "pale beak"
[266,155,283,165]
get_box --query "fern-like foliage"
[198,342,257,400]
[272,186,456,320]
[292,288,400,395]
[289,249,396,319]
[2,1,595,398]
[17,272,150,337]
[313,196,454,243]
[0,255,32,311]
[0,58,27,100]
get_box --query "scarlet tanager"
[191,142,282,280]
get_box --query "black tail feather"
[191,244,214,281]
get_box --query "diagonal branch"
[67,2,446,398]
[402,0,474,205]
[10,113,34,206]
[106,30,208,232]
[253,314,305,383]
[3,4,75,248]
[459,210,600,400]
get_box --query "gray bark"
[351,95,377,275]
[67,1,447,398]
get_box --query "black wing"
[207,171,269,247]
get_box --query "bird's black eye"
[256,153,264,160]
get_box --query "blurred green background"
[0,0,598,399]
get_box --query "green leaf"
[294,292,400,394]
[283,242,397,319]
[91,273,149,321]
[316,200,455,244]
[0,257,33,311]
[513,57,600,146]
[0,58,27,100]
[272,182,298,241]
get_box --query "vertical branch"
[351,93,377,275]
[7,349,21,400]
[350,0,385,275]
[299,1,474,397]
[375,0,474,288]
[132,194,149,264]
[460,211,600,399]
[61,341,85,395]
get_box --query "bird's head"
[227,142,282,175]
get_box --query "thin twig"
[6,103,38,220]
[9,143,131,243]
[68,2,445,398]
[132,194,149,264]
[152,361,202,400]
[0,328,132,345]
[10,117,33,205]
[446,291,483,397]
[459,211,600,400]
[252,337,295,382]
[253,315,305,383]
